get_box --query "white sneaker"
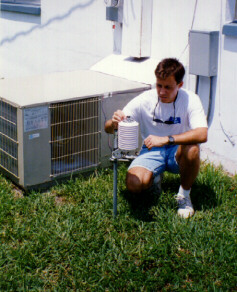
[175,193,194,218]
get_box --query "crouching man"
[105,58,208,218]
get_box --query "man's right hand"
[111,110,126,129]
[104,110,126,134]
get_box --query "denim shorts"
[128,144,180,176]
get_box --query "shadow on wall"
[0,0,95,47]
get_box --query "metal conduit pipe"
[195,75,214,126]
[195,75,200,95]
[207,76,214,125]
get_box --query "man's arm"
[104,110,126,134]
[144,127,208,150]
[170,127,208,145]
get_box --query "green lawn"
[0,162,236,291]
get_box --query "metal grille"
[50,97,101,176]
[0,100,18,177]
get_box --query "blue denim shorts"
[128,144,180,176]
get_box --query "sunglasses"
[153,98,181,125]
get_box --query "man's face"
[156,75,183,103]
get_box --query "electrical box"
[189,30,219,77]
[122,0,153,58]
[105,0,123,23]
[106,7,123,23]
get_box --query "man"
[105,58,208,218]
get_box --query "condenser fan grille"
[0,100,18,177]
[50,96,101,176]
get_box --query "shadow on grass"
[161,173,218,211]
[120,187,161,222]
[191,181,218,211]
[121,172,218,221]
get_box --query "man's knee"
[126,168,153,193]
[186,144,200,161]
[178,144,200,163]
[126,172,142,193]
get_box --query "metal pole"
[113,159,118,218]
[113,129,118,218]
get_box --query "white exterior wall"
[151,0,221,61]
[0,0,113,78]
[150,0,237,174]
[0,0,236,174]
[93,0,237,174]
[203,0,237,174]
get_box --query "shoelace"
[175,195,192,208]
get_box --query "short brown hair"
[155,58,185,84]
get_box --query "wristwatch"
[168,135,175,145]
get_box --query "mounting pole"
[113,129,118,218]
[110,121,139,218]
[113,158,118,218]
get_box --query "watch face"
[169,136,175,144]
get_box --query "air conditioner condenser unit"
[0,70,150,190]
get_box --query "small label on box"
[29,133,40,140]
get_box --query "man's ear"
[178,81,184,89]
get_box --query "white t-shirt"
[123,88,208,141]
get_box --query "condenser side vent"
[50,96,101,177]
[0,100,18,177]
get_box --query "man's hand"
[144,135,168,150]
[111,110,126,129]
[104,110,126,134]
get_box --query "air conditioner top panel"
[0,70,150,108]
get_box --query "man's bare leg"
[176,144,200,190]
[126,167,153,194]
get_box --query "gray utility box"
[106,6,123,23]
[189,30,219,77]
[0,70,150,190]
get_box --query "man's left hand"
[144,135,168,150]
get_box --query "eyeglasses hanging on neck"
[153,98,181,125]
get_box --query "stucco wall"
[0,0,236,174]
[152,0,237,174]
[152,0,234,173]
[93,0,237,174]
[0,0,113,78]
[151,0,220,62]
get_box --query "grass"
[0,162,236,291]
